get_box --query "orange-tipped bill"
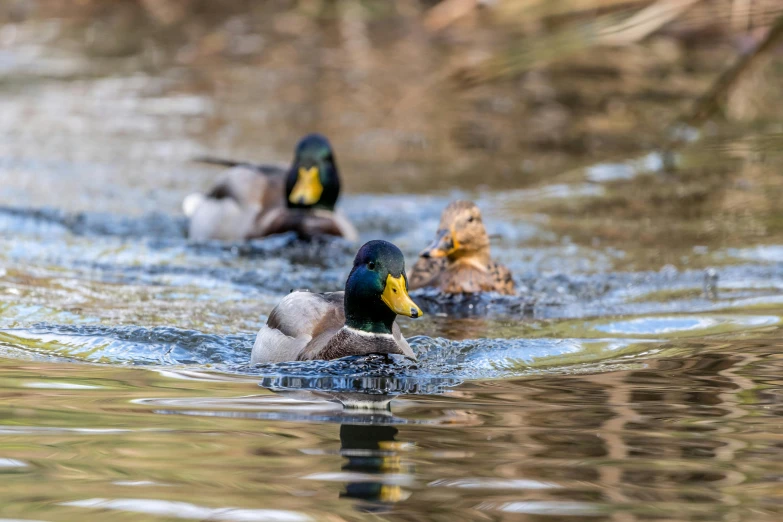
[419,228,459,258]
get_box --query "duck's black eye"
[367,261,376,270]
[467,216,475,223]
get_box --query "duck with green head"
[184,133,357,242]
[251,240,422,363]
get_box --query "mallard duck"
[251,240,422,364]
[409,200,515,295]
[183,133,358,242]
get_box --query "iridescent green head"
[344,240,422,334]
[286,133,340,211]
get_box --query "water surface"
[2,3,783,521]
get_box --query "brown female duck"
[409,200,515,295]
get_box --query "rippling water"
[3,2,783,521]
[4,198,783,522]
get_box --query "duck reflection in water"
[339,423,412,511]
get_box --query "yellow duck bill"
[289,166,324,205]
[420,228,460,258]
[381,274,422,318]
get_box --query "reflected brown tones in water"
[1,333,783,521]
[2,2,783,521]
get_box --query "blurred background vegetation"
[1,0,783,268]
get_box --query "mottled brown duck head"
[420,200,491,263]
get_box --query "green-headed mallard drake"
[251,240,422,364]
[183,133,358,242]
[409,200,515,295]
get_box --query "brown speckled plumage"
[316,327,408,361]
[409,201,515,295]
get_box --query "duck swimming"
[251,240,422,364]
[409,200,515,295]
[183,133,358,242]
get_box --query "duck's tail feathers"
[192,156,252,169]
[182,193,205,217]
[192,156,287,177]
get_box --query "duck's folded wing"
[252,291,345,364]
[408,256,446,289]
[267,291,344,338]
[251,325,311,364]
